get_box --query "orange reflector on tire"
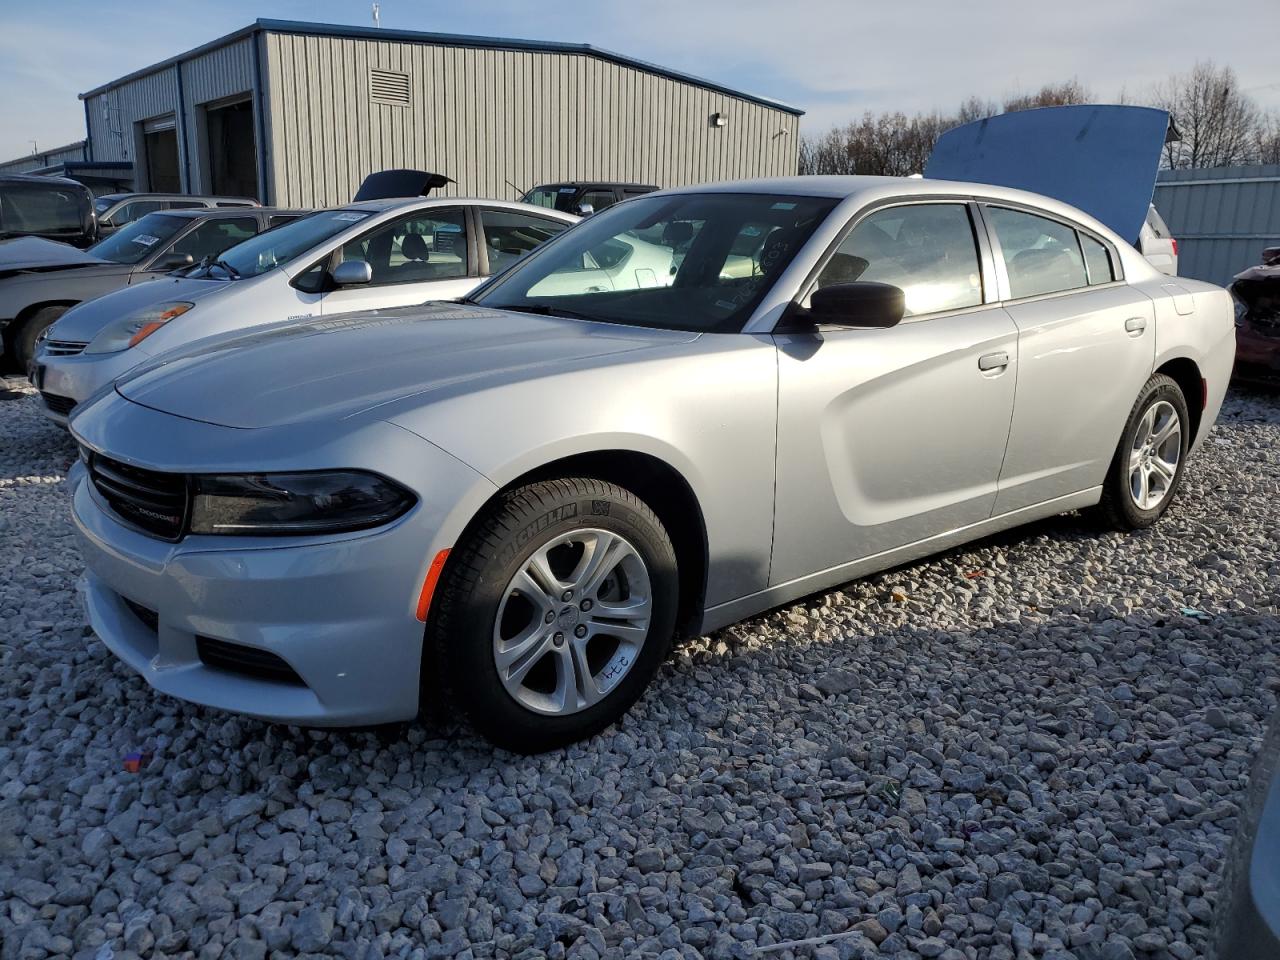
[415,549,451,622]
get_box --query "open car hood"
[925,105,1171,245]
[0,236,106,277]
[353,169,455,201]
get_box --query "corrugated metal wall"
[81,38,257,193]
[262,32,800,208]
[1153,164,1280,286]
[0,141,87,174]
[84,69,179,167]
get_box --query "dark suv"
[521,181,657,216]
[0,175,96,247]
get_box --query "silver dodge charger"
[68,175,1235,752]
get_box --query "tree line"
[799,63,1280,176]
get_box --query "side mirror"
[331,259,373,286]
[576,202,595,217]
[808,281,905,328]
[158,252,195,271]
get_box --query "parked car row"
[31,193,577,419]
[1,206,302,369]
[29,106,1233,756]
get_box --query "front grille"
[122,597,159,633]
[40,392,76,416]
[88,453,189,540]
[197,637,305,685]
[42,339,87,357]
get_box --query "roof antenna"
[371,3,381,27]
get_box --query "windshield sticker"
[332,212,370,222]
[132,234,160,247]
[559,186,578,193]
[770,202,797,211]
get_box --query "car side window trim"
[975,200,1126,305]
[789,197,1000,327]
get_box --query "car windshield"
[205,209,370,280]
[87,213,188,265]
[473,193,838,332]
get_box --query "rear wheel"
[1095,373,1190,529]
[12,305,69,372]
[429,477,678,753]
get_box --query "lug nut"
[561,590,574,602]
[553,632,565,646]
[574,624,588,638]
[544,610,556,624]
[580,599,593,612]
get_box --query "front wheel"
[1095,372,1191,529]
[12,305,69,372]
[428,477,678,753]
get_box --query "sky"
[2,0,1278,160]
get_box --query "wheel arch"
[1154,355,1205,444]
[459,448,710,636]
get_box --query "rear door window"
[986,206,1088,299]
[815,203,984,316]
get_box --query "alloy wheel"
[1128,399,1182,511]
[492,528,652,716]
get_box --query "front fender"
[388,336,780,608]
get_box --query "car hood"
[0,236,107,277]
[925,104,1171,245]
[48,274,233,343]
[114,301,698,429]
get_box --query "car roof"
[653,175,1124,235]
[532,181,659,190]
[154,207,310,221]
[338,196,579,220]
[98,192,258,203]
[0,173,86,187]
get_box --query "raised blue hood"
[925,105,1170,245]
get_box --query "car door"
[770,200,1020,587]
[981,204,1156,513]
[476,207,572,277]
[317,206,478,315]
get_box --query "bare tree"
[1149,62,1260,168]
[1002,79,1092,113]
[1256,114,1280,166]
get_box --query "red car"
[1232,247,1280,387]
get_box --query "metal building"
[1153,164,1280,286]
[74,19,803,207]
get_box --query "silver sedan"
[68,176,1236,751]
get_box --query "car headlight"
[189,470,415,536]
[83,301,193,354]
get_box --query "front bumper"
[69,400,497,727]
[31,345,152,426]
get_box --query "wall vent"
[370,69,411,106]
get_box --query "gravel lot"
[1,377,1278,960]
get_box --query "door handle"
[1125,316,1147,334]
[978,351,1010,371]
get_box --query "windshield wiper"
[498,303,598,322]
[213,258,241,280]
